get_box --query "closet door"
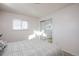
[40,18,53,43]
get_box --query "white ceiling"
[0,3,73,18]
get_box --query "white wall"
[53,4,79,55]
[0,11,40,42]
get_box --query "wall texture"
[53,4,79,55]
[0,11,40,42]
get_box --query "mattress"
[1,39,63,56]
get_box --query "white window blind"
[13,19,28,30]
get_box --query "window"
[13,19,28,30]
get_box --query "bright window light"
[28,30,47,40]
[13,19,28,30]
[28,34,36,40]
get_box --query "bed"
[1,39,63,56]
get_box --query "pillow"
[0,40,7,50]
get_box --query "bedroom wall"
[0,11,40,42]
[53,4,79,55]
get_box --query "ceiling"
[0,3,73,18]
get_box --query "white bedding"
[2,39,63,56]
